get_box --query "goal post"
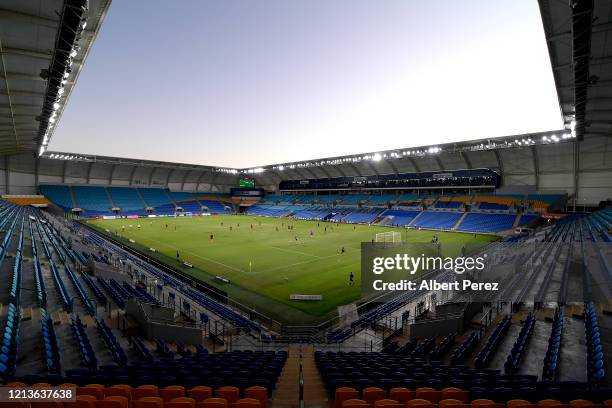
[375,231,402,243]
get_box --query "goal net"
[375,231,402,243]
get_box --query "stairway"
[69,186,78,209]
[512,213,522,228]
[272,345,300,408]
[164,190,178,209]
[407,211,424,227]
[105,188,117,208]
[452,212,468,231]
[302,345,329,408]
[135,188,149,208]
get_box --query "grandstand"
[0,0,610,407]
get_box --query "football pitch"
[87,215,497,325]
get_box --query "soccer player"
[210,233,214,241]
[176,250,180,260]
[349,272,354,285]
[341,246,345,254]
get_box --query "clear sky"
[50,0,562,168]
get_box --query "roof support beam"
[0,8,59,28]
[195,171,208,192]
[387,160,400,174]
[166,168,175,186]
[347,162,363,177]
[460,151,472,169]
[129,165,138,186]
[208,172,219,192]
[86,161,94,184]
[180,170,191,191]
[408,157,421,172]
[4,156,9,195]
[434,156,445,171]
[493,149,504,182]
[148,167,156,186]
[531,146,540,190]
[573,140,579,208]
[108,164,116,185]
[61,160,67,184]
[0,46,51,60]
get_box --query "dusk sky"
[50,0,562,168]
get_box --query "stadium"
[0,0,611,407]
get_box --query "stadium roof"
[0,0,111,156]
[539,0,612,141]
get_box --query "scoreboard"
[239,179,255,188]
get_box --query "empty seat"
[216,386,240,404]
[133,397,164,408]
[389,388,414,403]
[189,386,214,402]
[134,385,159,399]
[234,398,261,408]
[374,399,403,408]
[197,398,229,408]
[160,386,186,401]
[93,396,129,408]
[416,387,442,403]
[336,387,360,408]
[342,399,369,408]
[406,399,436,408]
[166,397,197,408]
[244,386,267,408]
[363,387,386,404]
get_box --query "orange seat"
[440,399,467,408]
[29,402,63,408]
[7,382,27,387]
[508,401,533,408]
[134,385,159,400]
[605,401,612,408]
[185,386,212,402]
[78,386,105,400]
[335,387,360,408]
[244,386,267,408]
[374,399,403,408]
[66,395,97,408]
[539,401,563,407]
[442,388,469,403]
[32,382,52,387]
[105,385,132,400]
[93,396,129,408]
[471,400,495,408]
[216,387,240,404]
[30,401,64,408]
[160,386,186,402]
[406,399,436,408]
[166,397,197,408]
[363,387,386,404]
[389,388,414,404]
[59,383,78,389]
[234,398,261,408]
[416,387,442,404]
[133,396,164,408]
[197,398,229,408]
[570,402,593,408]
[0,402,27,408]
[342,399,369,408]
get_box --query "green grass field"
[87,215,496,325]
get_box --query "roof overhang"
[0,0,111,156]
[539,0,612,140]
